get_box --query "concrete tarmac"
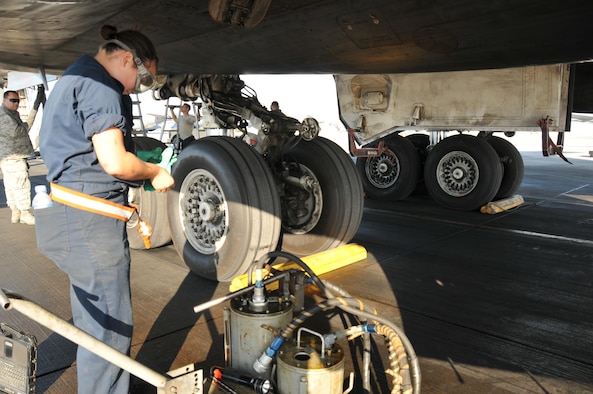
[1,127,592,393]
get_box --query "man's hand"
[150,167,174,192]
[33,85,46,110]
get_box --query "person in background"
[0,87,45,225]
[270,100,286,116]
[35,24,174,394]
[170,103,196,150]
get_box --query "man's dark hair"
[3,90,18,98]
[100,25,158,66]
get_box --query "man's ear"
[121,51,134,68]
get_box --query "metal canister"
[225,296,293,377]
[276,340,345,394]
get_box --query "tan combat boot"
[19,210,35,225]
[9,205,20,224]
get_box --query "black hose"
[252,251,327,293]
[337,304,421,394]
[279,297,420,394]
[321,278,419,393]
[250,251,421,393]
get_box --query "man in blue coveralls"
[35,25,174,394]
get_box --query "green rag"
[136,147,177,191]
[136,147,163,163]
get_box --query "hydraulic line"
[322,278,417,393]
[375,323,412,393]
[249,250,421,393]
[255,296,418,394]
[321,286,420,394]
[363,331,371,391]
[322,279,373,392]
[250,250,326,292]
[302,299,414,394]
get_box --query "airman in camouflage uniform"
[0,88,44,224]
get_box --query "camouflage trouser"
[0,158,31,210]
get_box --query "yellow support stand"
[229,244,367,292]
[480,194,524,214]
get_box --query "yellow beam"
[480,194,524,214]
[229,243,367,292]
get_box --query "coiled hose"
[251,250,421,394]
[323,280,415,394]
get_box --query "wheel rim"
[436,150,479,197]
[282,163,323,234]
[179,168,228,254]
[365,150,400,189]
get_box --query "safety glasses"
[106,39,156,93]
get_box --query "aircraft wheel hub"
[378,161,390,174]
[198,199,220,221]
[180,168,228,254]
[452,167,465,180]
[282,163,323,234]
[367,152,399,188]
[436,150,479,197]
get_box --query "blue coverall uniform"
[36,55,140,394]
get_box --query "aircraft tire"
[405,133,430,195]
[356,134,421,200]
[486,136,524,199]
[280,137,363,255]
[167,137,281,282]
[128,137,172,249]
[424,135,502,211]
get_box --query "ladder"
[159,97,180,143]
[131,94,146,136]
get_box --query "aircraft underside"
[1,0,593,76]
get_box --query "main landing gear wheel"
[167,137,281,281]
[356,134,421,200]
[128,137,172,249]
[280,137,364,255]
[424,135,503,211]
[486,136,524,199]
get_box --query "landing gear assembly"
[354,131,524,211]
[132,74,363,282]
